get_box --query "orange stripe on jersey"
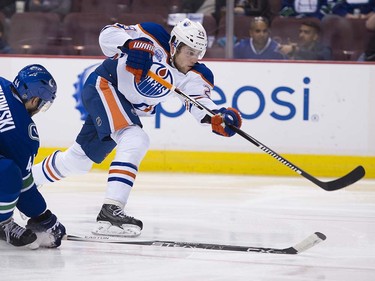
[143,105,154,112]
[45,154,60,181]
[99,78,129,131]
[109,169,136,179]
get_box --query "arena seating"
[8,12,61,54]
[61,12,114,55]
[1,0,374,60]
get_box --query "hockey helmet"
[13,64,57,112]
[170,18,208,59]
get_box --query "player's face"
[173,45,201,74]
[250,21,269,47]
[25,97,41,117]
[299,25,318,47]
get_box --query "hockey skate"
[0,218,39,249]
[92,204,143,237]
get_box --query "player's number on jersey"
[26,155,35,172]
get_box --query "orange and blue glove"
[211,107,242,137]
[119,37,155,83]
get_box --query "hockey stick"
[147,71,365,191]
[66,232,326,255]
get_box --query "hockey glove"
[26,209,66,248]
[211,107,242,137]
[119,37,155,83]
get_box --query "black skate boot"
[0,218,38,249]
[92,204,143,237]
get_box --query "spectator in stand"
[360,34,375,61]
[25,0,71,18]
[279,0,336,19]
[366,12,375,30]
[0,21,12,54]
[331,0,375,19]
[180,0,216,15]
[358,13,375,61]
[180,0,226,24]
[0,0,16,19]
[278,20,332,60]
[234,0,274,22]
[234,16,285,59]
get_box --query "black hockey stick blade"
[230,125,366,191]
[65,232,326,255]
[302,165,365,191]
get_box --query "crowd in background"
[0,0,374,61]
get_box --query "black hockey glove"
[26,209,66,248]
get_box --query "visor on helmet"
[38,99,53,112]
[180,45,205,59]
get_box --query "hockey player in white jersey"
[32,18,242,237]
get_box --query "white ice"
[1,172,374,281]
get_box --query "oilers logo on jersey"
[135,63,172,99]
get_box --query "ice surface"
[1,172,374,281]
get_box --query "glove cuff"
[118,39,131,53]
[128,40,155,54]
[32,209,52,223]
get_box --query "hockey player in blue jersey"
[0,64,66,248]
[32,19,242,237]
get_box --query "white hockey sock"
[105,161,137,205]
[33,142,94,185]
[33,150,63,185]
[104,126,149,205]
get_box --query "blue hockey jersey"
[0,77,39,190]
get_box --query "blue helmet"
[13,64,57,111]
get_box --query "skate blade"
[27,240,40,250]
[0,240,39,250]
[92,221,141,237]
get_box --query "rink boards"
[0,56,374,177]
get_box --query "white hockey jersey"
[97,22,218,123]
